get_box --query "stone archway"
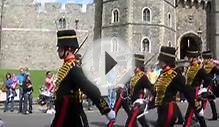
[179,33,202,59]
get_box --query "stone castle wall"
[215,0,219,58]
[102,0,210,63]
[0,0,95,70]
[176,1,208,51]
[0,0,216,69]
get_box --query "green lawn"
[0,69,47,98]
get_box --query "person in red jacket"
[154,46,196,127]
[51,29,115,127]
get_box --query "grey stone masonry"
[0,0,218,69]
[102,0,211,63]
[0,1,94,70]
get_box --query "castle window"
[142,7,151,23]
[111,37,119,52]
[112,8,119,23]
[141,38,150,53]
[168,13,172,27]
[58,17,66,29]
[168,41,172,47]
[37,2,46,13]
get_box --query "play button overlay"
[81,37,135,96]
[105,51,117,75]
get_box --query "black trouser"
[23,92,33,113]
[51,96,85,127]
[156,102,178,127]
[108,90,131,127]
[80,108,89,127]
[184,103,206,127]
[125,103,149,127]
[19,87,24,112]
[175,104,184,123]
[208,85,217,119]
[115,89,131,116]
[209,99,217,118]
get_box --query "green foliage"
[0,69,47,98]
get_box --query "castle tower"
[102,0,176,63]
[215,0,219,58]
[94,0,102,40]
[175,0,211,59]
[102,0,211,61]
[211,0,219,58]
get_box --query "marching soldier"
[202,50,218,120]
[174,60,191,124]
[125,65,154,127]
[51,29,115,127]
[108,54,154,127]
[107,83,131,127]
[184,48,212,127]
[153,46,195,127]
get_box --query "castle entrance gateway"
[179,33,202,59]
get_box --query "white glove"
[106,110,116,120]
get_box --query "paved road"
[0,99,219,127]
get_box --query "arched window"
[142,7,151,23]
[168,41,172,47]
[112,8,119,23]
[37,2,46,13]
[58,17,66,29]
[111,37,119,52]
[168,13,172,27]
[141,38,150,53]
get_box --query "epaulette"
[167,69,175,75]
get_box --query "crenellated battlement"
[33,2,95,14]
[176,0,211,9]
[3,0,95,14]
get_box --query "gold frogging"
[154,69,177,106]
[55,61,75,92]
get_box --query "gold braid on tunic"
[130,71,145,95]
[186,64,202,86]
[55,61,76,94]
[154,69,177,106]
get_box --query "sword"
[144,52,159,66]
[137,97,149,119]
[74,34,89,54]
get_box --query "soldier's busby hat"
[202,50,213,59]
[185,47,200,58]
[175,59,190,68]
[57,29,79,48]
[134,54,145,68]
[158,46,176,64]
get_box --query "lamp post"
[197,27,202,38]
[75,19,79,30]
[197,27,203,51]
